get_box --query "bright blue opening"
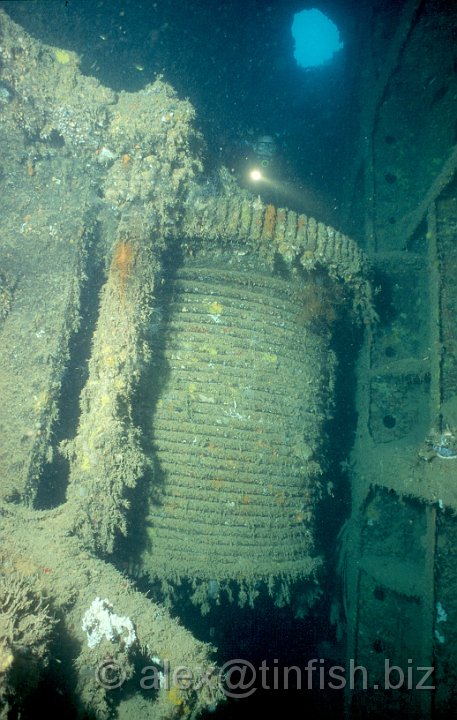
[291,8,343,69]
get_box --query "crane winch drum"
[137,194,372,611]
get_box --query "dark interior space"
[3,0,367,220]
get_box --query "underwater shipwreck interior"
[1,0,457,717]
